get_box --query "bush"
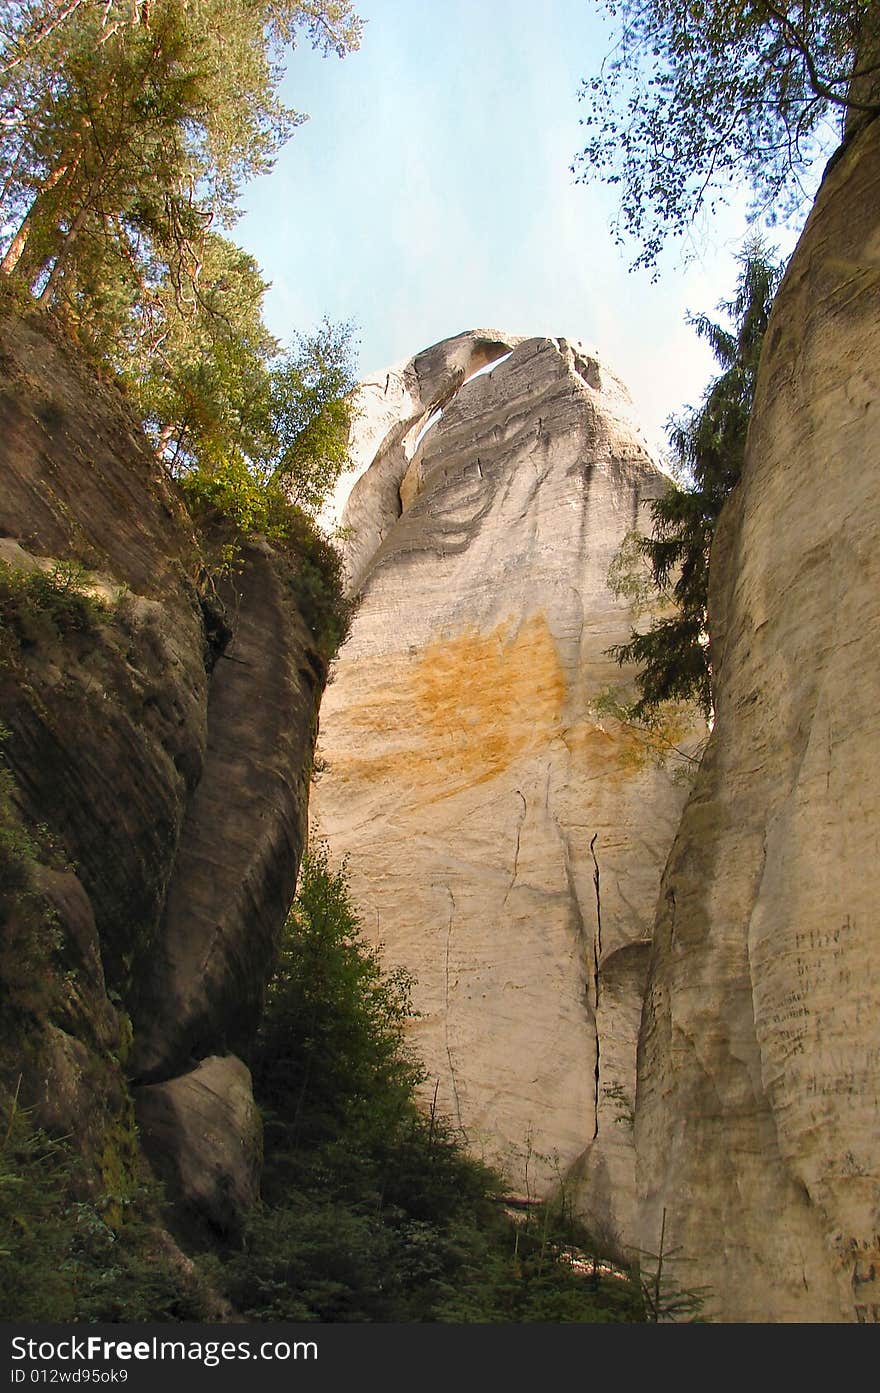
[278,509,355,659]
[0,1085,211,1323]
[0,730,62,1032]
[179,456,292,543]
[0,558,106,657]
[0,1086,77,1320]
[253,843,420,1150]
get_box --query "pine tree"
[0,1,362,516]
[610,240,783,719]
[0,1,361,334]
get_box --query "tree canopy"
[609,239,782,718]
[575,1,880,269]
[1,2,361,305]
[0,0,362,521]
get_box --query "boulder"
[136,1056,262,1241]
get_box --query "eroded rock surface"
[341,329,518,588]
[635,118,880,1321]
[314,333,697,1250]
[0,310,208,1190]
[132,539,322,1081]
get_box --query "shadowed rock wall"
[0,309,324,1238]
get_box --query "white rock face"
[635,120,880,1321]
[314,332,697,1251]
[339,329,519,585]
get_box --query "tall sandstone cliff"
[0,308,325,1240]
[314,331,698,1250]
[635,117,880,1320]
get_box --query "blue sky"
[236,0,803,460]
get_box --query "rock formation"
[136,1056,262,1241]
[0,308,325,1232]
[635,116,880,1320]
[313,331,699,1250]
[340,329,518,589]
[130,536,323,1083]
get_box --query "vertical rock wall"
[0,310,326,1239]
[635,118,880,1321]
[314,332,697,1250]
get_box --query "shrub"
[180,462,354,660]
[0,730,62,1032]
[0,558,106,656]
[179,456,291,543]
[0,1085,77,1320]
[0,1084,211,1323]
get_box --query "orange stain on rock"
[334,613,568,800]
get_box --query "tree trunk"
[156,421,180,462]
[0,218,32,276]
[36,196,92,305]
[31,148,121,303]
[0,156,81,276]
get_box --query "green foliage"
[0,558,105,655]
[430,1201,645,1323]
[1,3,361,559]
[253,842,422,1159]
[637,1208,707,1323]
[0,1084,77,1319]
[281,513,355,659]
[221,847,648,1323]
[0,1,362,322]
[602,1082,635,1131]
[609,240,782,719]
[0,746,209,1323]
[67,1188,213,1322]
[167,309,357,661]
[179,458,292,546]
[2,1,207,311]
[0,726,63,1030]
[180,463,354,659]
[0,1085,211,1322]
[0,727,38,904]
[172,311,357,521]
[265,320,357,515]
[576,1,879,269]
[123,248,358,517]
[125,233,281,473]
[592,686,704,782]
